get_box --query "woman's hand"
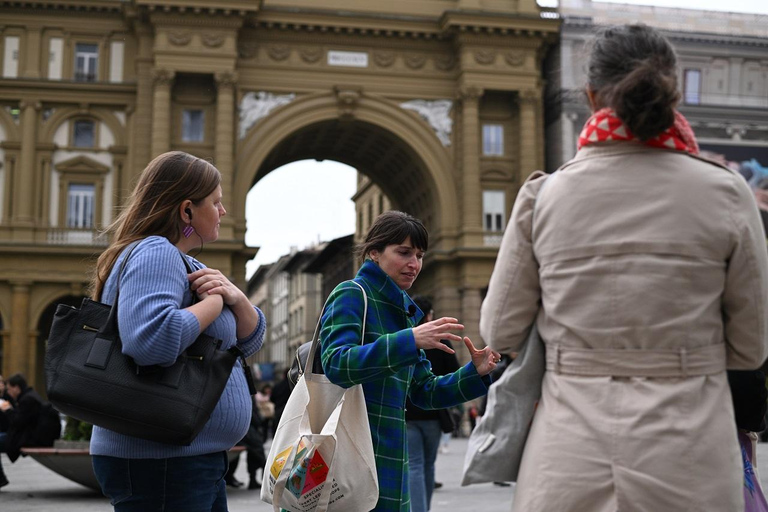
[412,317,463,354]
[464,337,502,377]
[188,267,260,339]
[189,268,245,306]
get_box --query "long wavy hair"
[92,151,221,300]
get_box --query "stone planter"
[23,441,245,492]
[52,439,91,450]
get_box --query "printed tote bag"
[261,280,378,512]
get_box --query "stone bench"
[21,445,246,491]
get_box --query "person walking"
[89,151,266,512]
[405,295,461,512]
[480,24,768,512]
[319,210,500,511]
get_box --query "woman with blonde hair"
[90,151,266,512]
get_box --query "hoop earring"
[183,224,195,238]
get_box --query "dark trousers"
[93,451,229,512]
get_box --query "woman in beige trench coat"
[480,24,768,512]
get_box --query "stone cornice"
[149,11,246,29]
[252,9,443,41]
[249,7,559,42]
[136,0,261,16]
[0,0,123,13]
[563,17,768,48]
[440,10,560,38]
[0,79,136,107]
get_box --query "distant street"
[3,436,767,511]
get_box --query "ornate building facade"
[0,0,557,388]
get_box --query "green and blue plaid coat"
[320,260,491,512]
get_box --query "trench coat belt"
[545,342,726,378]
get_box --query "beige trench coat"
[480,142,768,512]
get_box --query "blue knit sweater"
[89,236,266,459]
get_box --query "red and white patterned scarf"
[577,107,699,155]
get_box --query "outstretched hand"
[412,317,462,354]
[464,337,502,377]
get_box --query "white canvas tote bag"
[261,281,378,512]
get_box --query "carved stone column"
[459,86,484,246]
[151,68,175,158]
[518,89,542,181]
[16,100,41,228]
[215,71,237,240]
[6,281,31,378]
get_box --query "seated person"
[0,374,62,489]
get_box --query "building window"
[74,43,98,82]
[182,109,205,142]
[483,190,505,232]
[67,183,95,229]
[3,36,19,78]
[48,37,64,80]
[684,69,701,105]
[482,124,504,156]
[73,120,95,147]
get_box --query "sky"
[243,0,766,279]
[244,160,357,278]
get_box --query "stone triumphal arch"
[0,0,558,387]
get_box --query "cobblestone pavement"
[2,437,767,511]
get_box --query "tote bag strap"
[98,240,142,339]
[305,280,368,378]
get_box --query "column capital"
[457,85,483,103]
[214,70,239,89]
[10,280,32,290]
[517,89,541,105]
[19,100,42,111]
[151,68,175,86]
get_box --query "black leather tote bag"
[45,242,245,446]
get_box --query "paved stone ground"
[2,437,767,511]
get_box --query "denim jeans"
[92,451,229,512]
[407,419,442,512]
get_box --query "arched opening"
[234,92,459,253]
[245,159,358,277]
[252,119,437,233]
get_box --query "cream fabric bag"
[261,281,378,512]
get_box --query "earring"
[183,224,195,238]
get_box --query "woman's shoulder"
[131,235,174,255]
[122,236,186,272]
[328,279,369,305]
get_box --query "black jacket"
[5,387,61,461]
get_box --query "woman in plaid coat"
[319,211,500,511]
